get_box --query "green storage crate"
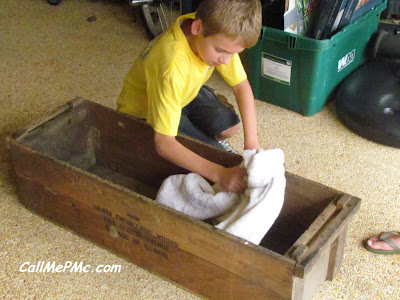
[241,1,387,116]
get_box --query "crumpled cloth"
[156,148,286,244]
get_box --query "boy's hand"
[218,166,247,194]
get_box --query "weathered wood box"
[9,98,360,300]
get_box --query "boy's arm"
[232,79,259,150]
[154,132,247,194]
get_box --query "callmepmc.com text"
[20,261,121,273]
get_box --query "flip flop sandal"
[364,231,400,255]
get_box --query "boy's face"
[191,20,245,67]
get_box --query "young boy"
[117,0,262,194]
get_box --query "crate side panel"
[18,105,96,170]
[15,175,290,300]
[88,104,242,189]
[261,173,341,254]
[10,143,295,299]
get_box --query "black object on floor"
[336,23,400,148]
[336,60,400,148]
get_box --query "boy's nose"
[219,56,230,65]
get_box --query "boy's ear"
[191,19,203,36]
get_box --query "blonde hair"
[196,0,262,48]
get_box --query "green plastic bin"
[241,1,387,116]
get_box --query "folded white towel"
[216,149,286,244]
[156,149,286,244]
[155,172,239,220]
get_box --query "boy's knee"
[216,123,240,140]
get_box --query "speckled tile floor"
[1,1,399,299]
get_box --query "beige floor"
[1,1,400,299]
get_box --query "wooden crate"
[8,98,361,300]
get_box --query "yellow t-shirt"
[117,13,247,136]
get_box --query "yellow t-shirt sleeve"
[146,67,185,137]
[216,53,247,86]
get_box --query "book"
[285,0,290,11]
[350,0,384,23]
[284,0,322,35]
[336,0,359,30]
[311,0,350,39]
[284,0,299,34]
[332,0,350,32]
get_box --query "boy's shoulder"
[141,21,189,61]
[140,19,195,75]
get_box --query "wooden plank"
[287,200,339,261]
[16,175,288,300]
[326,225,348,281]
[15,100,95,169]
[88,101,243,190]
[291,195,360,299]
[10,142,295,299]
[88,100,243,168]
[260,175,340,255]
[292,245,332,300]
[296,194,360,269]
[11,99,84,140]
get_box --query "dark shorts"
[178,85,240,149]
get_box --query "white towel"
[156,149,286,244]
[216,149,286,244]
[155,172,239,220]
